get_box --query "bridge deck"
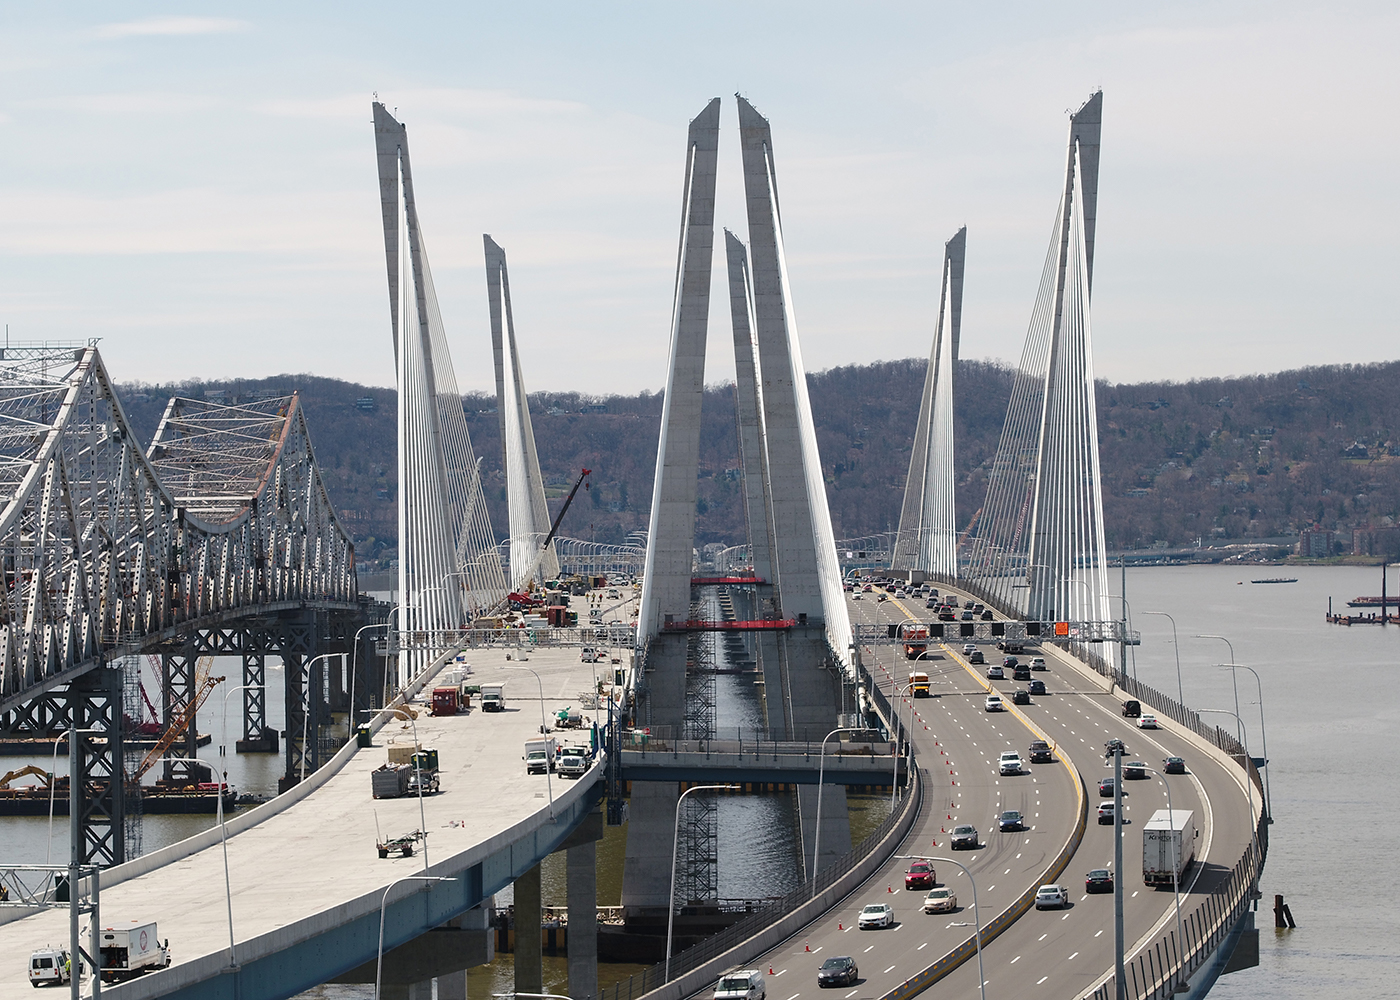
[0,646,609,1000]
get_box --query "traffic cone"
[805,942,811,952]
[838,922,843,930]
[768,966,774,976]
[887,884,893,893]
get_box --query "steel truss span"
[0,345,357,715]
[892,227,965,579]
[374,102,507,672]
[966,91,1112,660]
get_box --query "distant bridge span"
[0,343,361,864]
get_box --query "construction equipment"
[0,765,51,789]
[497,468,593,606]
[130,671,225,785]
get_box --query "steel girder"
[0,345,357,717]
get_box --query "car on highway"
[1098,776,1117,797]
[925,597,937,608]
[1124,760,1147,780]
[1028,739,1054,763]
[1085,868,1114,893]
[998,751,1024,775]
[1164,756,1187,775]
[877,593,888,602]
[904,861,935,889]
[817,956,858,988]
[1013,665,1031,681]
[963,643,978,654]
[1012,689,1031,705]
[1097,802,1120,825]
[961,610,974,621]
[969,650,985,664]
[1027,679,1047,695]
[984,694,1004,712]
[1138,713,1159,729]
[1121,699,1141,718]
[858,903,894,929]
[922,887,957,913]
[981,610,995,620]
[862,584,872,592]
[1029,656,1046,670]
[1034,884,1069,909]
[1002,656,1019,669]
[999,809,1024,831]
[851,591,862,600]
[986,665,1004,680]
[950,824,979,849]
[1105,738,1128,757]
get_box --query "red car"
[904,861,935,889]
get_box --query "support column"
[407,982,432,1000]
[514,864,543,995]
[797,784,853,880]
[438,970,467,1000]
[568,841,598,1000]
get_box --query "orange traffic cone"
[768,967,774,975]
[805,942,811,952]
[838,922,843,930]
[887,884,893,893]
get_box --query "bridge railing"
[1084,816,1266,1000]
[592,766,923,1000]
[617,726,891,756]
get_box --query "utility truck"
[524,737,557,775]
[1142,809,1197,886]
[98,922,171,982]
[557,744,590,777]
[479,683,506,712]
[900,623,929,659]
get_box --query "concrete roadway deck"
[0,640,615,1000]
[722,584,1257,1000]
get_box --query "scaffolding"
[119,657,144,860]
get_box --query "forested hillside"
[116,357,1400,568]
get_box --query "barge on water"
[0,777,236,816]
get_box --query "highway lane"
[865,582,1259,999]
[698,589,1085,1000]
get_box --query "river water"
[2,565,1391,996]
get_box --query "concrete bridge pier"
[514,864,543,995]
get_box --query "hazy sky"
[1,3,1395,395]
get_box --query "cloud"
[94,17,248,39]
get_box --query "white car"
[1029,656,1046,670]
[1034,884,1069,909]
[852,591,862,600]
[962,643,978,654]
[984,694,1004,712]
[922,887,957,913]
[858,903,894,929]
[998,751,1024,775]
[1137,713,1158,729]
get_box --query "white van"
[713,970,765,1000]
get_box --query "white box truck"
[524,737,557,774]
[480,683,506,712]
[98,922,171,982]
[1142,809,1197,886]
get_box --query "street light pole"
[812,727,864,897]
[299,653,344,784]
[896,855,985,1000]
[665,784,737,981]
[1142,611,1185,709]
[1217,663,1272,822]
[216,683,255,970]
[500,663,554,817]
[1195,635,1242,741]
[382,707,432,873]
[1112,745,1125,1000]
[376,876,454,1000]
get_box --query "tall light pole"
[1194,635,1241,741]
[812,727,864,897]
[1142,611,1185,709]
[1216,663,1272,822]
[299,653,344,783]
[377,876,454,1000]
[216,683,255,970]
[896,855,984,1000]
[382,707,432,873]
[666,784,737,981]
[500,663,554,817]
[1110,744,1125,1000]
[891,683,911,810]
[1199,708,1262,885]
[1136,765,1186,993]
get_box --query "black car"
[1085,868,1114,893]
[1013,666,1031,681]
[1105,738,1128,758]
[969,650,985,665]
[1122,699,1141,718]
[1123,760,1147,780]
[817,956,859,988]
[1028,679,1047,696]
[981,610,995,620]
[1012,689,1031,705]
[1028,740,1054,763]
[1164,756,1187,775]
[1002,656,1019,669]
[1098,777,1117,797]
[999,809,1024,831]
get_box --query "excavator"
[130,665,224,785]
[0,765,52,790]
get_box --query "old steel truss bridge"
[0,343,371,867]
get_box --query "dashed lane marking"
[883,966,896,974]
[1037,976,1049,985]
[1068,952,1079,960]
